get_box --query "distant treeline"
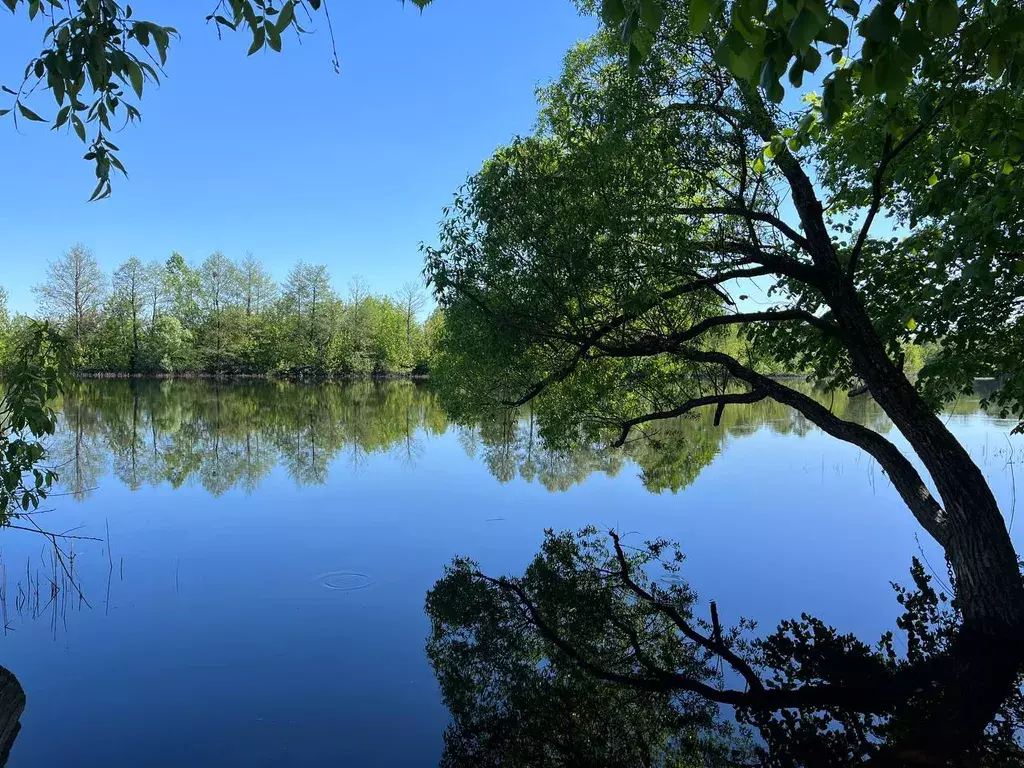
[0,245,937,381]
[0,245,442,377]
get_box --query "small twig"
[3,524,100,542]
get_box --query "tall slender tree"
[199,252,241,372]
[236,252,277,317]
[111,256,147,372]
[143,260,169,328]
[32,244,107,357]
[397,281,426,349]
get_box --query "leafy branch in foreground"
[0,323,70,522]
[1,0,434,198]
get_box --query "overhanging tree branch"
[591,309,841,360]
[674,347,949,545]
[504,266,782,407]
[611,388,769,447]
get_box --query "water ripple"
[318,571,374,592]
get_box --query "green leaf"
[48,69,65,105]
[802,46,822,73]
[128,60,144,99]
[906,317,917,331]
[17,102,46,122]
[1002,160,1014,175]
[788,9,823,51]
[88,177,110,202]
[752,155,766,173]
[819,17,849,45]
[759,59,784,103]
[53,104,70,128]
[863,4,900,42]
[927,0,959,38]
[873,49,910,94]
[248,25,266,55]
[765,78,784,103]
[266,22,282,52]
[927,172,939,186]
[986,49,1005,79]
[714,30,759,79]
[689,0,712,34]
[640,0,664,30]
[789,60,804,87]
[275,0,295,34]
[602,0,628,26]
[630,26,654,61]
[71,114,86,142]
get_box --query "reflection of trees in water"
[463,381,915,494]
[47,396,106,501]
[427,529,1024,767]
[46,379,989,498]
[48,380,449,497]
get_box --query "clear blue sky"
[0,1,596,314]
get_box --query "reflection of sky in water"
[0,382,1019,767]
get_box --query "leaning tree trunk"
[831,286,1024,638]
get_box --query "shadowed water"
[0,379,1018,766]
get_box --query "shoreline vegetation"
[0,246,442,379]
[72,370,431,381]
[0,245,939,384]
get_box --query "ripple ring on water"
[318,571,374,592]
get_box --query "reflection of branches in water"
[43,379,1006,500]
[456,381,915,495]
[427,529,1024,767]
[0,528,97,638]
[392,433,426,469]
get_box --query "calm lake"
[0,380,1020,766]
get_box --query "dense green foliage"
[0,323,70,522]
[426,0,1023,443]
[424,0,1024,760]
[428,528,1024,766]
[6,245,438,377]
[1,0,432,198]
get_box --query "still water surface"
[0,380,1020,766]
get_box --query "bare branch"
[592,309,840,361]
[672,205,811,253]
[847,133,893,279]
[847,115,938,280]
[659,101,746,128]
